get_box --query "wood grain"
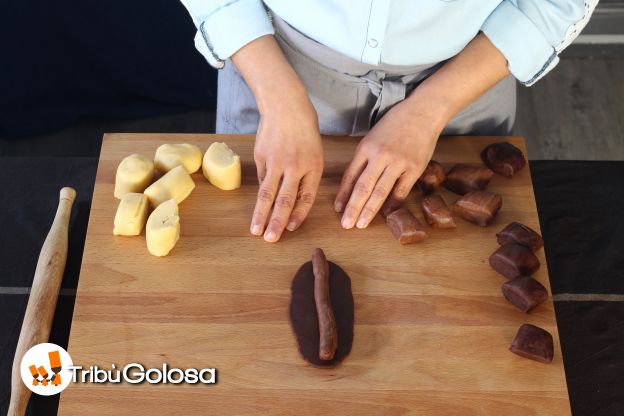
[59,134,569,415]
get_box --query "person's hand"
[332,32,511,228]
[251,90,323,242]
[334,98,445,228]
[230,35,324,242]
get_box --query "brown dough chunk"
[416,160,446,195]
[452,191,502,227]
[289,260,354,367]
[501,275,548,313]
[481,142,526,178]
[386,208,427,244]
[489,243,540,279]
[422,195,456,229]
[510,323,554,364]
[497,222,544,252]
[444,164,494,195]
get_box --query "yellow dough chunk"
[144,165,195,207]
[146,199,180,257]
[154,143,202,173]
[114,154,155,199]
[113,193,149,236]
[202,142,241,190]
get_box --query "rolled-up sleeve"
[482,0,598,86]
[180,0,274,66]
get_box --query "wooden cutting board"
[59,134,570,415]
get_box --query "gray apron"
[217,14,516,136]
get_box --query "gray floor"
[515,57,624,160]
[1,57,623,160]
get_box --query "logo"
[20,343,73,396]
[20,343,217,391]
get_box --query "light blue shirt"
[180,0,597,86]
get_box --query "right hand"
[230,35,323,242]
[251,90,323,242]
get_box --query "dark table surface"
[0,157,622,416]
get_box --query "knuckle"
[360,205,377,219]
[394,183,410,198]
[353,181,372,196]
[356,141,369,153]
[372,185,389,199]
[276,193,294,208]
[297,191,315,206]
[405,162,420,173]
[373,148,391,160]
[288,210,305,223]
[394,160,408,171]
[252,209,267,222]
[268,217,285,230]
[341,172,357,186]
[258,187,275,202]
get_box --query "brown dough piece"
[489,243,540,279]
[289,260,354,367]
[444,164,494,195]
[501,275,548,313]
[416,160,446,195]
[510,323,554,364]
[422,195,456,229]
[481,142,526,178]
[386,207,428,244]
[453,191,502,227]
[497,222,544,253]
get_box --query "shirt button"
[368,38,378,48]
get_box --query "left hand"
[334,98,445,229]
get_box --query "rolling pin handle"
[60,187,76,203]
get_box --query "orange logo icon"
[20,343,72,395]
[28,351,63,387]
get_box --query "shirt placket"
[360,0,391,65]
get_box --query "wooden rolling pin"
[8,187,76,416]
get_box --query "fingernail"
[286,221,298,231]
[356,217,367,229]
[251,224,262,235]
[334,201,343,213]
[264,230,277,242]
[341,216,353,229]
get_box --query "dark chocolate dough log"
[497,222,544,252]
[422,195,456,229]
[444,164,494,195]
[481,142,526,178]
[510,323,554,364]
[489,243,540,279]
[386,207,427,244]
[290,260,354,367]
[501,275,548,313]
[452,191,502,227]
[416,160,446,195]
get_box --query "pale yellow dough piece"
[113,193,149,236]
[154,143,202,173]
[114,154,155,199]
[202,142,241,190]
[146,199,180,257]
[144,165,195,207]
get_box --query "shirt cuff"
[481,1,559,86]
[201,0,274,60]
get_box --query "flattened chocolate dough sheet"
[289,261,354,367]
